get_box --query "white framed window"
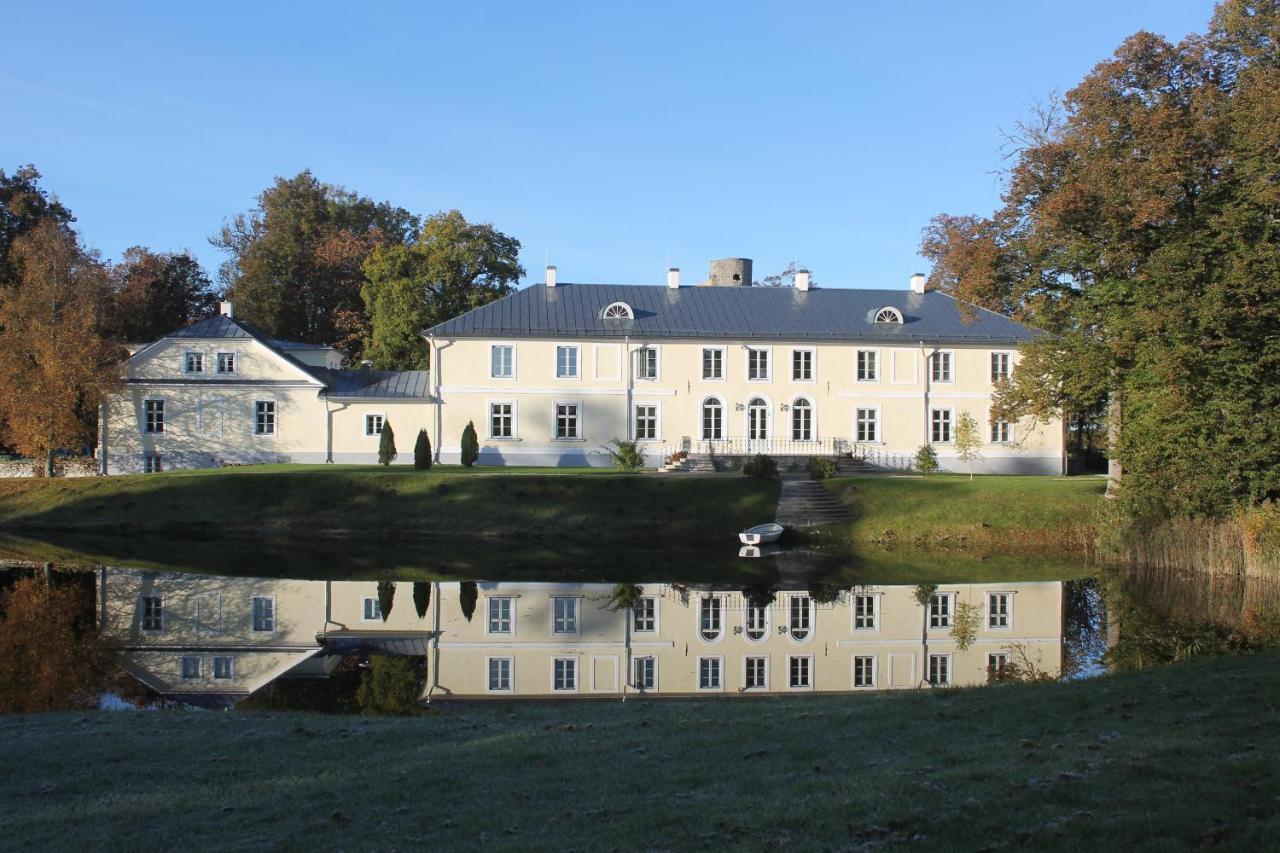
[743,602,769,642]
[180,656,201,680]
[252,596,275,633]
[255,400,276,436]
[929,593,954,629]
[744,656,769,690]
[634,404,658,441]
[487,597,514,635]
[491,344,515,379]
[365,413,385,437]
[747,347,770,381]
[789,594,813,641]
[698,656,723,691]
[632,596,657,633]
[553,402,580,440]
[632,656,656,691]
[143,399,165,434]
[183,351,205,374]
[991,351,1012,383]
[788,655,813,689]
[701,398,724,441]
[931,350,954,383]
[489,401,515,439]
[853,593,879,631]
[698,596,723,642]
[143,454,162,473]
[746,396,770,441]
[791,398,813,441]
[873,306,903,324]
[792,348,814,382]
[928,653,952,686]
[988,592,1012,629]
[702,347,724,380]
[216,352,236,375]
[601,301,634,320]
[213,656,235,680]
[987,652,1010,676]
[141,596,163,632]
[990,419,1012,444]
[853,655,877,688]
[634,346,658,381]
[487,656,513,692]
[556,345,580,379]
[931,408,953,443]
[856,349,879,382]
[553,657,577,692]
[855,407,879,443]
[197,399,224,437]
[362,597,382,621]
[551,596,579,635]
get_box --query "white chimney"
[667,267,680,289]
[795,270,811,292]
[545,265,557,288]
[219,300,234,318]
[909,273,926,294]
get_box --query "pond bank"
[4,650,1278,849]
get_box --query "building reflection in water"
[98,569,1067,704]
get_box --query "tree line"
[0,166,523,470]
[920,0,1280,520]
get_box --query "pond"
[3,535,1278,711]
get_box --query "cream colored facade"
[99,570,1064,701]
[102,311,433,474]
[427,336,1064,473]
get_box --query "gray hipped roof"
[309,368,431,399]
[425,283,1043,344]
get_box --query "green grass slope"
[822,475,1106,551]
[2,652,1276,850]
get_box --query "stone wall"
[0,457,100,478]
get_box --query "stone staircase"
[836,457,879,475]
[657,454,714,473]
[774,477,853,528]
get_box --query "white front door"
[747,398,769,452]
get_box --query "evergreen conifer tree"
[460,421,479,467]
[413,428,432,470]
[378,421,397,466]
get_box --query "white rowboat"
[738,522,784,545]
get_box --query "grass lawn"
[820,475,1107,552]
[0,465,779,546]
[3,652,1277,850]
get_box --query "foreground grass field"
[821,475,1107,552]
[3,652,1277,850]
[0,465,779,546]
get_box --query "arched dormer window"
[601,301,634,320]
[873,306,904,325]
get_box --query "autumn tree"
[211,170,418,353]
[953,412,983,480]
[920,0,1280,517]
[0,574,117,713]
[0,165,74,288]
[109,247,217,342]
[0,221,122,474]
[362,210,524,370]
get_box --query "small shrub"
[915,444,939,475]
[742,453,778,479]
[355,656,422,715]
[604,439,646,472]
[808,583,840,605]
[460,421,479,467]
[807,457,838,480]
[413,429,432,470]
[378,421,397,466]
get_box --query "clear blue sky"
[4,1,1213,291]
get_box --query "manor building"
[101,258,1063,474]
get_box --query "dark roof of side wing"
[423,283,1043,344]
[309,368,432,399]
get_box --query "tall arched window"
[791,398,812,441]
[744,602,769,641]
[701,398,723,441]
[699,596,723,642]
[747,397,769,441]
